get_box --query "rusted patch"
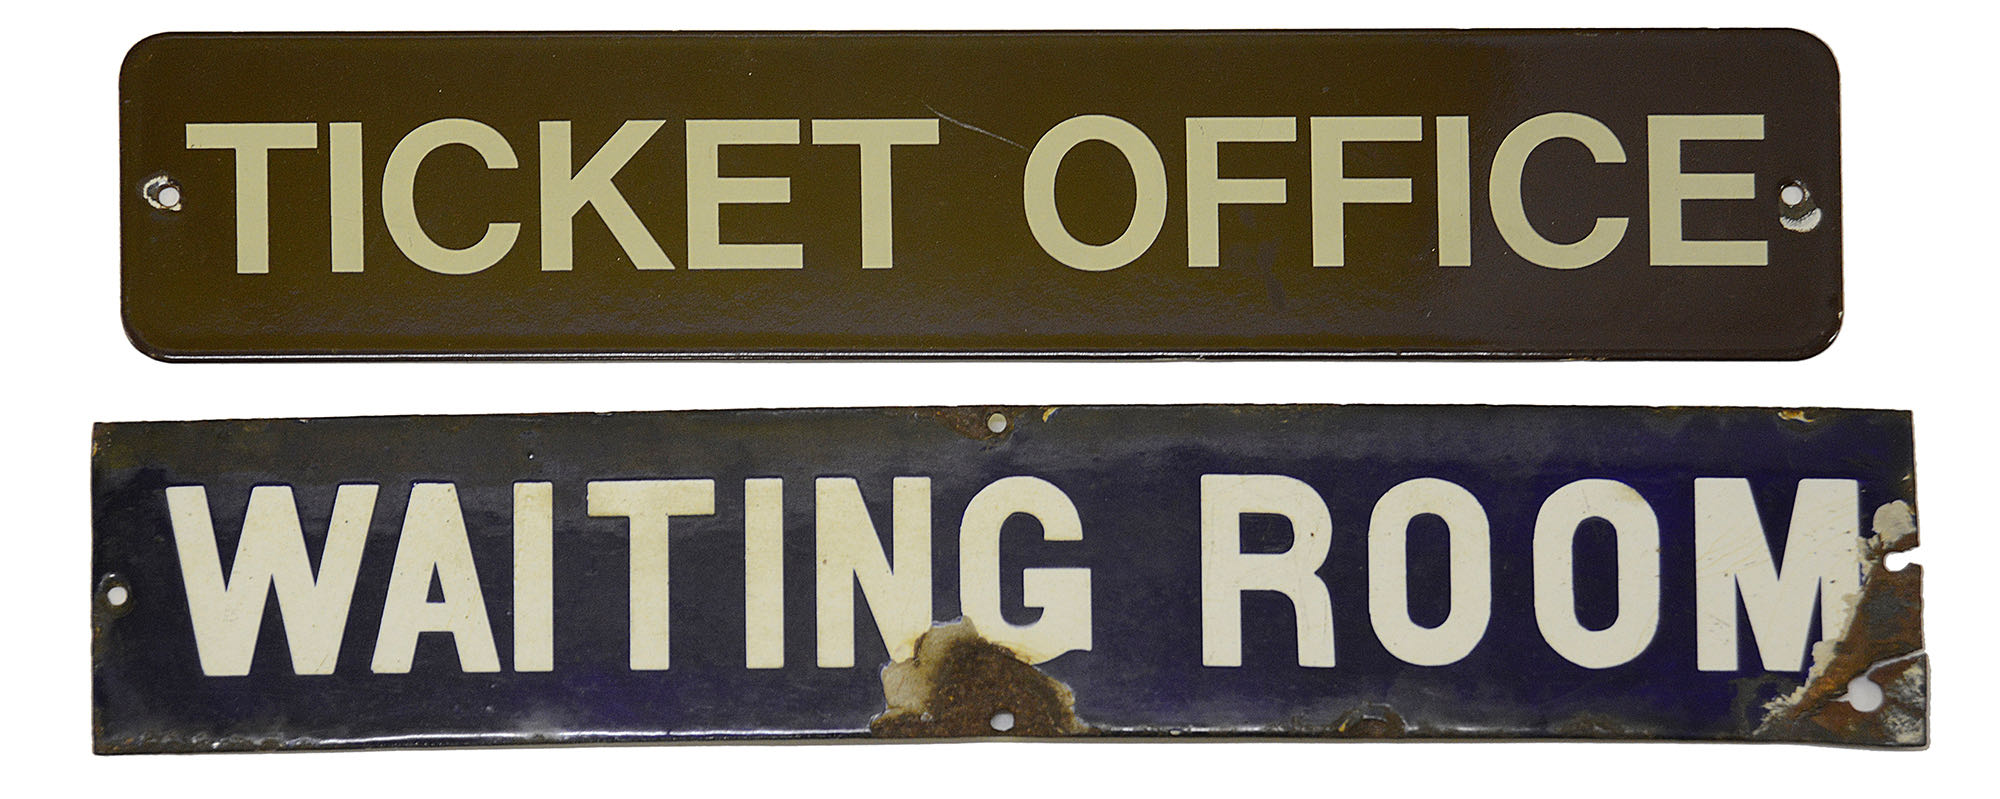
[1754,501,1926,746]
[1330,703,1410,738]
[871,620,1093,738]
[912,407,1041,444]
[1778,409,1814,423]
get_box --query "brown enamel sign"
[119,30,1841,360]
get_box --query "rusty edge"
[870,620,1094,738]
[1751,499,1926,747]
[908,406,1053,444]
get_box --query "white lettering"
[1185,116,1294,267]
[586,479,717,670]
[744,478,786,668]
[540,120,675,271]
[329,122,364,273]
[1490,112,1629,269]
[165,484,376,676]
[371,483,501,673]
[1199,475,1335,667]
[1532,479,1661,668]
[686,119,803,269]
[811,119,940,269]
[1367,478,1491,666]
[1024,115,1168,271]
[1436,116,1472,267]
[1310,116,1421,267]
[1649,115,1767,266]
[512,482,554,672]
[958,476,1092,663]
[185,122,318,275]
[815,477,931,667]
[1695,478,1859,671]
[382,119,521,275]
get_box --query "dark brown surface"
[120,31,1841,359]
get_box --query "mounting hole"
[986,413,1008,434]
[97,573,134,616]
[989,711,1015,732]
[1778,179,1820,233]
[142,175,183,212]
[1844,675,1884,713]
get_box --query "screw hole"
[986,413,1008,434]
[989,711,1015,732]
[142,175,183,212]
[1778,179,1820,233]
[1843,675,1884,713]
[106,585,130,607]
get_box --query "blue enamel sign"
[90,405,1924,750]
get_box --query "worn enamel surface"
[91,406,1921,751]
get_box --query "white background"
[6,0,1992,793]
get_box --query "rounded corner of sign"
[1777,310,1844,361]
[120,33,186,85]
[1769,28,1841,83]
[120,310,194,364]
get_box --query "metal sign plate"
[121,31,1839,360]
[92,406,1923,751]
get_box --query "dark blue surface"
[91,406,1914,749]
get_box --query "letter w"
[165,485,378,676]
